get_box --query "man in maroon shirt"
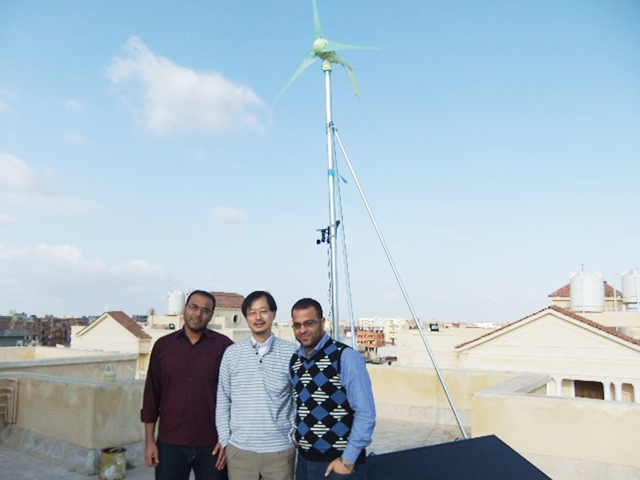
[141,290,233,480]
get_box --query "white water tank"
[569,271,605,313]
[621,269,640,308]
[167,291,185,316]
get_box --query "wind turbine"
[275,1,469,439]
[275,0,379,337]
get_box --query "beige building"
[399,294,640,404]
[456,305,640,402]
[71,311,151,378]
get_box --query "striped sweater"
[215,336,298,453]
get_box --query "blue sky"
[1,0,639,323]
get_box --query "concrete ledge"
[0,352,136,369]
[2,425,100,475]
[471,374,640,469]
[473,373,550,395]
[0,426,144,475]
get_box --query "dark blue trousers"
[295,454,367,480]
[156,440,228,480]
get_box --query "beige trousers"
[226,443,295,480]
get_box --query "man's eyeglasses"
[247,309,271,318]
[186,303,212,316]
[292,319,320,330]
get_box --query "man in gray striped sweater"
[216,291,298,480]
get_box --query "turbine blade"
[312,0,323,39]
[333,54,360,97]
[273,49,319,103]
[345,68,360,97]
[322,40,380,53]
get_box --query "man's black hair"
[185,290,216,310]
[290,298,323,319]
[242,291,277,317]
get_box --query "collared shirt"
[216,336,298,453]
[294,332,376,464]
[141,328,233,447]
[250,333,274,358]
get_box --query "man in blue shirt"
[289,298,376,480]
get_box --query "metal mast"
[322,60,340,338]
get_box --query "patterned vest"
[290,338,355,460]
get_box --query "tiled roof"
[211,292,244,309]
[106,311,151,339]
[455,305,640,349]
[548,282,621,298]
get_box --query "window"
[574,380,604,400]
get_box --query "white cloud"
[485,295,499,302]
[452,234,470,243]
[0,243,169,315]
[108,36,267,134]
[0,152,50,192]
[64,131,89,145]
[210,206,249,229]
[0,152,92,215]
[64,98,84,113]
[0,213,17,225]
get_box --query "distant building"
[72,311,152,377]
[0,317,86,347]
[359,317,410,345]
[548,281,622,312]
[0,329,29,347]
[356,328,385,351]
[548,276,640,339]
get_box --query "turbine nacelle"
[313,38,329,55]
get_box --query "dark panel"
[368,435,551,480]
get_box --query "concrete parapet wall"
[0,353,137,381]
[5,372,144,449]
[0,347,37,362]
[367,364,517,428]
[0,347,117,362]
[471,375,640,470]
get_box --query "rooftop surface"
[0,418,462,479]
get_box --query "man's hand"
[144,441,159,467]
[212,442,226,470]
[324,457,353,476]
